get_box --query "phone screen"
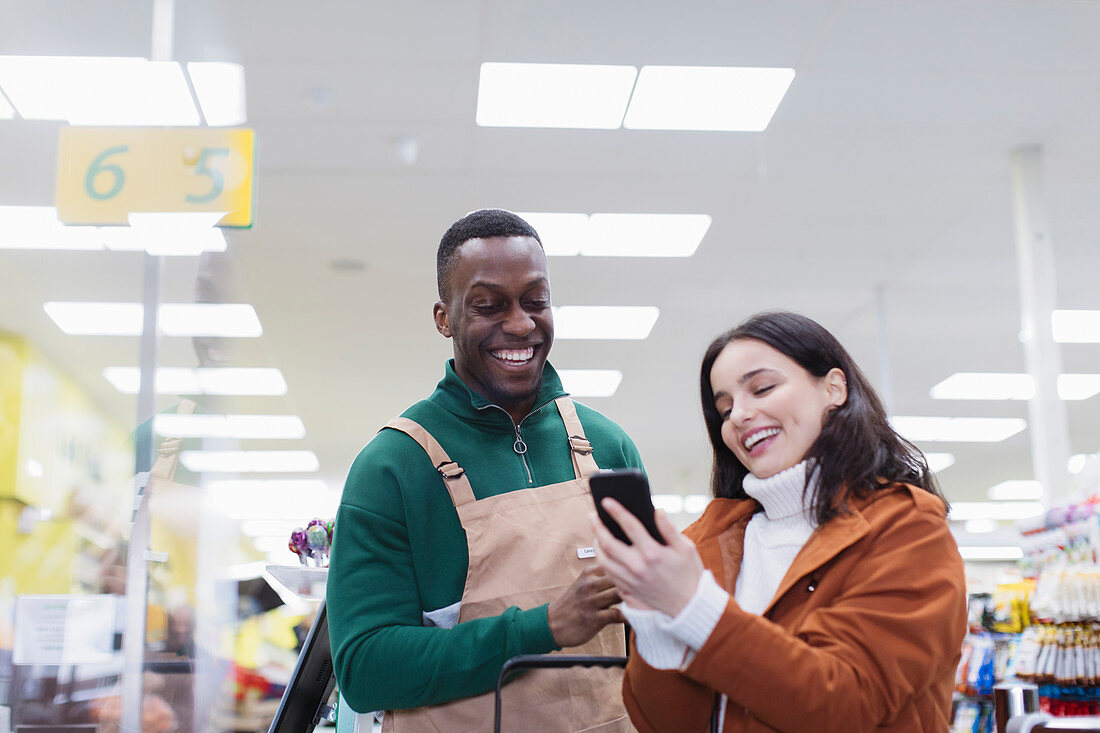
[589,469,665,545]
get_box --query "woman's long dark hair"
[700,311,946,525]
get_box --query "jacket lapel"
[763,508,871,616]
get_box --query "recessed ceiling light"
[45,302,262,337]
[154,414,305,439]
[930,372,1100,401]
[553,306,660,340]
[0,55,198,125]
[1069,454,1090,474]
[890,416,1027,443]
[205,479,335,520]
[186,62,247,126]
[948,502,1044,521]
[0,206,103,250]
[1053,310,1100,343]
[585,214,711,257]
[516,212,588,256]
[180,450,319,473]
[651,494,684,513]
[987,480,1043,501]
[963,519,998,534]
[957,546,1024,561]
[623,65,795,132]
[476,62,637,129]
[103,366,287,396]
[924,453,956,473]
[557,369,623,397]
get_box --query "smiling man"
[328,209,644,732]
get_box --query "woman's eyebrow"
[738,367,777,385]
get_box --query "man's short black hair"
[437,209,542,300]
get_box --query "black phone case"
[589,469,666,545]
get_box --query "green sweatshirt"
[328,360,645,713]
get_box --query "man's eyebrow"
[469,277,549,291]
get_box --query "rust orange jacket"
[623,484,966,732]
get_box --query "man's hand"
[547,564,625,648]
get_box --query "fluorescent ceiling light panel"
[987,480,1043,501]
[186,62,247,126]
[159,304,261,337]
[553,306,660,340]
[125,212,228,255]
[557,369,623,397]
[45,302,144,335]
[0,55,198,125]
[957,546,1024,561]
[924,453,956,473]
[103,366,201,394]
[651,494,684,514]
[930,372,1100,401]
[890,416,1027,443]
[197,367,287,395]
[47,302,262,337]
[1069,454,1089,474]
[1053,310,1100,343]
[180,450,319,473]
[624,66,795,132]
[948,502,1044,521]
[585,214,711,257]
[476,62,637,129]
[206,479,335,520]
[963,519,998,534]
[0,88,13,118]
[516,212,588,256]
[154,414,305,440]
[684,495,709,514]
[103,366,287,396]
[0,206,103,250]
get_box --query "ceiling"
[2,0,1100,545]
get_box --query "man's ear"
[433,301,451,338]
[824,368,848,408]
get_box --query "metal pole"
[1010,145,1073,504]
[120,3,174,729]
[875,285,894,415]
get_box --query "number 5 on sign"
[56,128,254,227]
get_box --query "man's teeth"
[744,427,780,450]
[493,347,535,363]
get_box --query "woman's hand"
[590,498,705,618]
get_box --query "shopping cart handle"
[493,654,628,733]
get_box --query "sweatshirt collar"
[742,461,817,523]
[429,359,568,427]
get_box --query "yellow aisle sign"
[56,127,254,227]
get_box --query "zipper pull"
[513,426,528,455]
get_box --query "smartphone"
[589,469,665,545]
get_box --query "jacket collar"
[427,359,569,429]
[697,492,875,616]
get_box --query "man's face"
[434,236,553,421]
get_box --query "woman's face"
[709,338,847,479]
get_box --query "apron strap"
[382,417,476,507]
[554,397,600,479]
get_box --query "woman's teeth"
[744,427,780,450]
[492,347,535,364]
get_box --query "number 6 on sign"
[187,148,230,204]
[85,145,129,201]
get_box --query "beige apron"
[375,397,632,733]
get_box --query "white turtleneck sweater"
[622,461,818,670]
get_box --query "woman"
[592,311,966,732]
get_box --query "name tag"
[577,546,596,559]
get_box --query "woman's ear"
[824,368,848,408]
